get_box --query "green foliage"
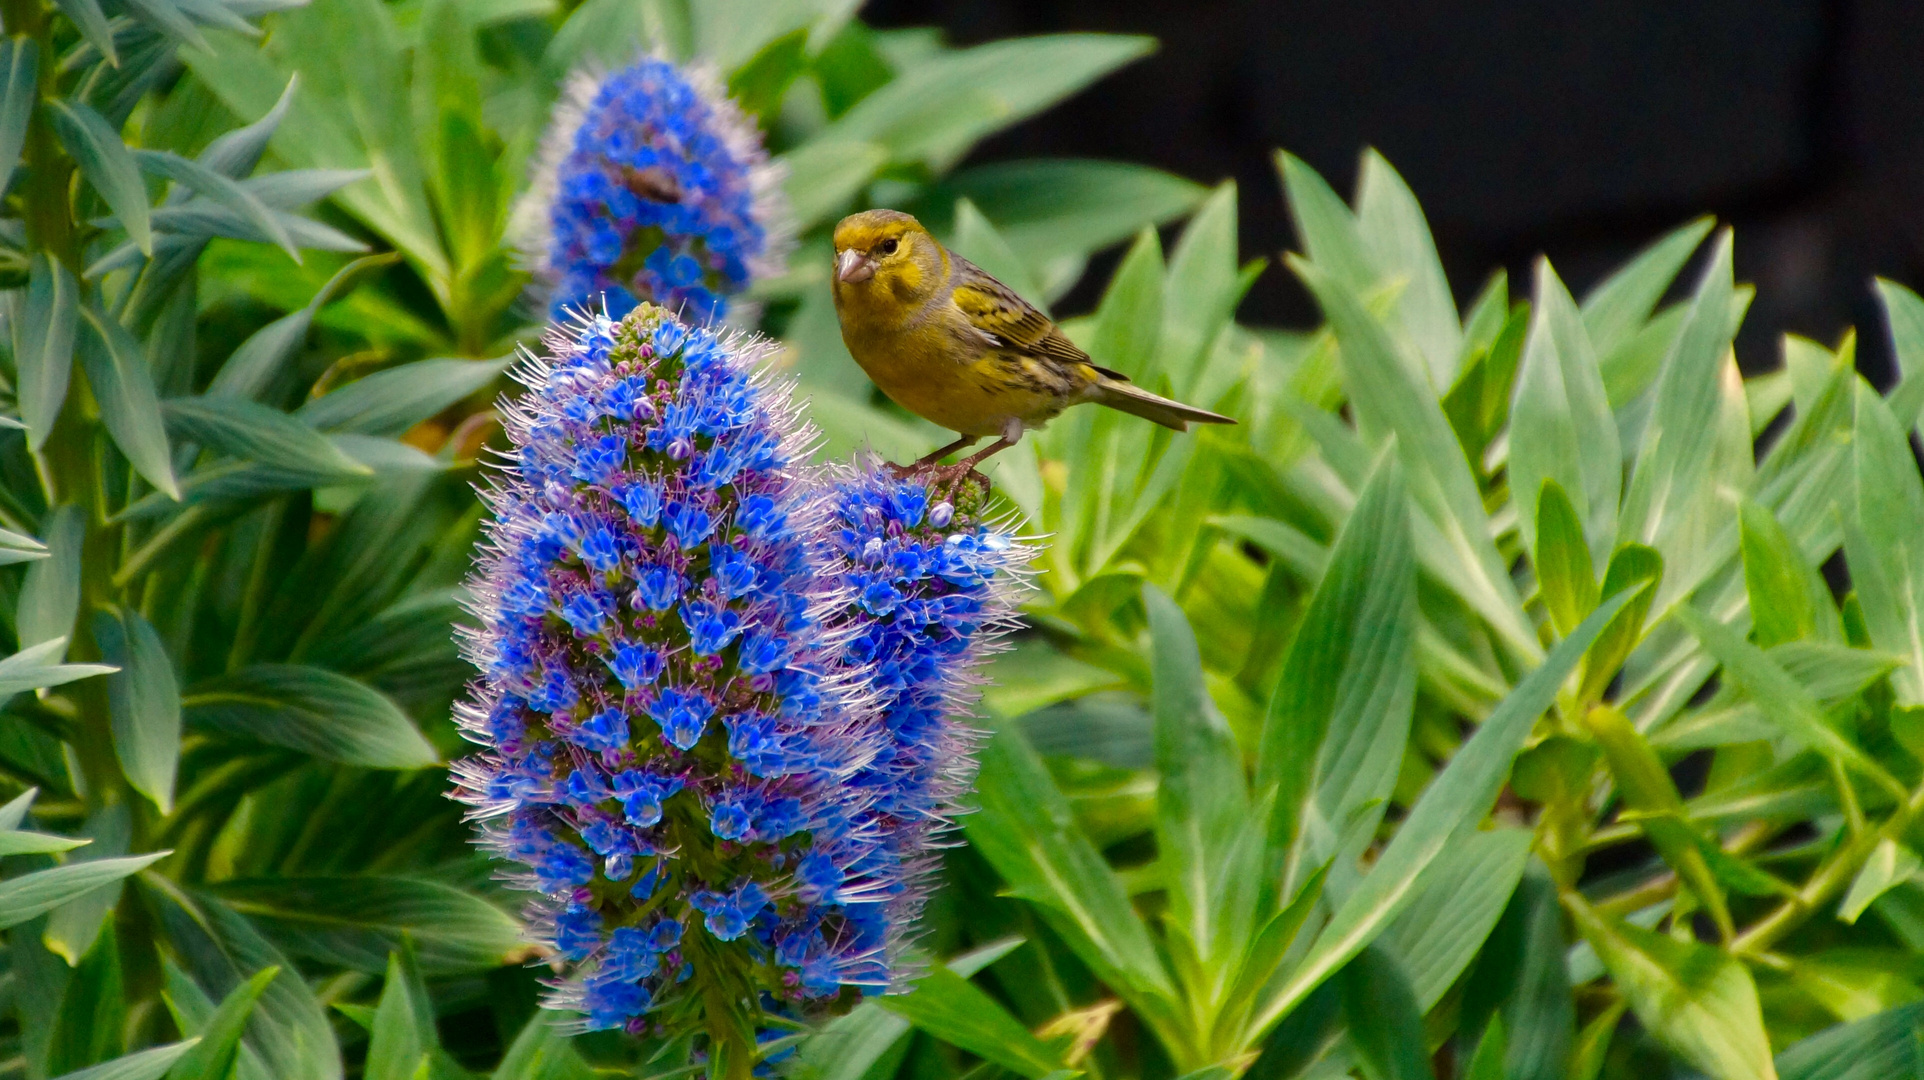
[5,0,1924,1075]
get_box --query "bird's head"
[832,209,943,309]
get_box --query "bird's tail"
[1089,378,1236,432]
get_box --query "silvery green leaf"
[16,505,82,654]
[296,356,510,437]
[0,638,116,698]
[11,252,78,451]
[136,149,294,257]
[162,396,368,477]
[195,74,296,181]
[93,607,181,814]
[0,39,39,192]
[183,664,436,768]
[207,254,394,401]
[0,851,167,929]
[48,99,152,255]
[78,303,179,498]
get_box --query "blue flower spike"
[519,57,790,325]
[453,307,1029,1070]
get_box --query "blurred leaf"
[1511,260,1619,565]
[0,637,116,698]
[366,944,436,1080]
[19,505,83,652]
[1249,588,1632,1038]
[1741,498,1838,647]
[491,1013,597,1080]
[1382,828,1531,1010]
[42,804,130,965]
[206,253,397,402]
[49,99,152,254]
[779,137,888,231]
[1356,149,1459,386]
[1462,1016,1506,1080]
[213,876,521,975]
[944,158,1205,273]
[1845,381,1924,704]
[137,149,295,258]
[1579,544,1662,703]
[1580,216,1714,355]
[0,39,39,196]
[163,966,277,1080]
[951,198,1048,312]
[163,396,368,477]
[1839,839,1921,925]
[296,356,511,436]
[151,887,342,1080]
[878,963,1070,1079]
[1339,943,1434,1080]
[13,252,79,451]
[0,852,167,929]
[1775,1002,1924,1080]
[183,664,436,767]
[1565,893,1776,1080]
[1617,230,1734,566]
[0,830,90,855]
[1534,480,1598,639]
[51,1041,201,1080]
[825,35,1155,171]
[78,304,180,499]
[93,607,181,814]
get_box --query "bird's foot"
[924,462,991,502]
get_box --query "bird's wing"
[948,255,1095,372]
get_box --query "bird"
[830,208,1234,479]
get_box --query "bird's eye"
[878,238,899,256]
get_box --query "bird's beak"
[836,249,874,284]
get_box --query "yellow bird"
[830,209,1234,474]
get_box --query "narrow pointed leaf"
[51,1040,199,1080]
[94,608,182,814]
[78,305,178,498]
[1340,944,1434,1080]
[18,505,83,652]
[1534,480,1598,639]
[207,254,398,402]
[0,637,116,698]
[13,252,79,451]
[0,852,168,928]
[366,946,435,1080]
[0,39,40,192]
[296,356,511,436]
[49,100,152,255]
[1580,217,1714,353]
[1356,149,1460,385]
[182,664,436,768]
[163,966,277,1080]
[163,397,368,477]
[878,965,1070,1079]
[1512,260,1619,563]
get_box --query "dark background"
[866,0,1922,384]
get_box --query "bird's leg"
[888,434,979,477]
[930,420,1021,498]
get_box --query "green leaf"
[295,356,510,436]
[1290,254,1536,661]
[825,34,1155,171]
[1278,150,1375,299]
[183,664,436,768]
[366,944,436,1080]
[877,965,1070,1079]
[1145,582,1249,967]
[491,1012,597,1080]
[0,852,168,929]
[964,727,1181,1034]
[1845,381,1924,704]
[1579,544,1663,703]
[19,505,83,653]
[206,253,397,402]
[163,396,368,478]
[42,804,130,965]
[1534,480,1599,639]
[951,198,1048,312]
[1356,149,1459,386]
[1249,588,1634,1038]
[93,607,181,814]
[944,158,1204,275]
[1382,828,1532,1010]
[1339,944,1435,1080]
[0,638,115,698]
[136,149,296,259]
[1565,892,1776,1080]
[777,137,888,231]
[1617,229,1735,566]
[1511,260,1619,565]
[1838,839,1921,925]
[1463,1016,1507,1080]
[1256,453,1415,901]
[0,39,39,194]
[0,830,91,855]
[1580,216,1714,354]
[1159,181,1250,397]
[12,252,79,451]
[149,887,341,1080]
[1875,278,1924,390]
[1740,498,1837,647]
[78,304,179,499]
[212,876,521,975]
[51,1041,200,1080]
[1775,1003,1924,1080]
[1675,604,1894,792]
[163,966,277,1080]
[48,99,152,255]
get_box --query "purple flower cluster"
[452,306,1027,1047]
[520,57,787,325]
